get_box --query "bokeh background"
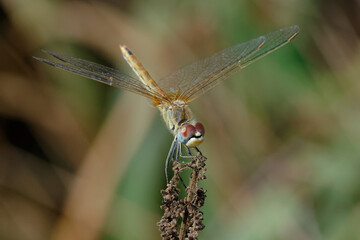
[1,0,360,239]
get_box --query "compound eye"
[180,124,196,139]
[195,122,205,136]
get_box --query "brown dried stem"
[158,152,207,240]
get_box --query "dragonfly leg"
[183,146,205,166]
[165,138,177,184]
[174,142,187,188]
[179,176,187,189]
[165,139,201,187]
[194,146,205,167]
[175,141,180,162]
[195,146,202,155]
[178,144,195,159]
[187,147,192,156]
[165,139,187,188]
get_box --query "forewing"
[159,25,300,102]
[33,50,165,100]
[237,25,300,68]
[157,36,265,100]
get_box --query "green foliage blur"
[1,0,360,239]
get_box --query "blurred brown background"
[1,0,360,239]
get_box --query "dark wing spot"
[125,47,133,55]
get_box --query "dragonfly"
[34,25,300,183]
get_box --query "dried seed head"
[158,154,207,240]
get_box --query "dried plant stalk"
[158,152,207,240]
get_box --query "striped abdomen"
[120,45,167,99]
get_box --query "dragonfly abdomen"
[120,45,167,99]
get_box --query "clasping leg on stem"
[165,137,202,187]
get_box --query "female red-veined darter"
[34,25,300,182]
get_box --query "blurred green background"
[1,0,360,239]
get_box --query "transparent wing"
[158,25,300,102]
[33,50,165,101]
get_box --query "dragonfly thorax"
[158,100,191,133]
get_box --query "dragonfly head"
[177,122,205,148]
